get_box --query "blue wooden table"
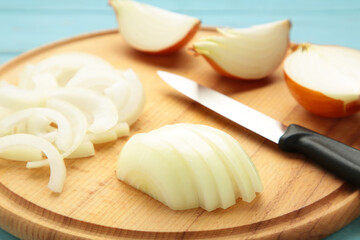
[0,0,359,239]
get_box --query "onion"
[46,98,87,157]
[0,81,45,110]
[66,139,95,159]
[283,43,360,117]
[192,19,291,80]
[117,123,262,211]
[0,134,66,192]
[0,108,72,152]
[115,69,145,125]
[49,88,118,133]
[0,145,43,161]
[19,52,114,86]
[0,52,146,192]
[109,0,200,54]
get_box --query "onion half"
[283,43,360,117]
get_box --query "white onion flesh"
[0,52,145,192]
[284,43,360,104]
[0,108,72,152]
[0,134,66,192]
[46,98,87,157]
[109,0,200,52]
[116,69,145,125]
[193,19,291,79]
[0,82,45,110]
[0,145,43,161]
[66,139,95,159]
[117,123,262,211]
[19,52,114,87]
[49,88,118,133]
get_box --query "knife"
[157,70,360,187]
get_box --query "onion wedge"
[118,124,261,211]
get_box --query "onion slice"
[0,134,66,192]
[49,88,118,133]
[0,81,45,110]
[0,108,72,152]
[19,52,114,86]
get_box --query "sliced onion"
[0,145,43,161]
[66,65,126,92]
[153,125,236,209]
[182,124,260,201]
[0,108,72,152]
[26,112,57,142]
[115,122,130,138]
[118,124,261,211]
[20,52,114,86]
[0,134,66,192]
[117,133,198,210]
[0,81,45,110]
[149,129,220,211]
[49,88,118,133]
[115,69,145,125]
[66,139,95,159]
[46,98,87,157]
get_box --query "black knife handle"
[278,124,360,187]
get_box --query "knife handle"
[278,124,360,187]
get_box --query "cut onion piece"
[20,52,114,86]
[115,69,145,125]
[0,134,66,192]
[26,159,49,168]
[211,128,263,193]
[88,122,129,144]
[192,19,291,80]
[66,65,126,93]
[114,122,130,138]
[88,129,118,144]
[117,133,197,210]
[46,98,87,157]
[49,88,118,133]
[0,81,45,110]
[117,123,261,211]
[153,125,236,209]
[66,139,95,159]
[150,128,220,211]
[0,108,72,152]
[182,124,256,202]
[26,112,57,143]
[109,0,200,54]
[284,43,360,117]
[32,72,59,90]
[0,145,43,161]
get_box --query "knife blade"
[157,70,360,187]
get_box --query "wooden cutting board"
[0,28,359,240]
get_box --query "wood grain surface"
[0,28,359,240]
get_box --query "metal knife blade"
[157,70,286,143]
[157,70,360,187]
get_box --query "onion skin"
[284,71,360,118]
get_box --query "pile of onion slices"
[0,52,145,192]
